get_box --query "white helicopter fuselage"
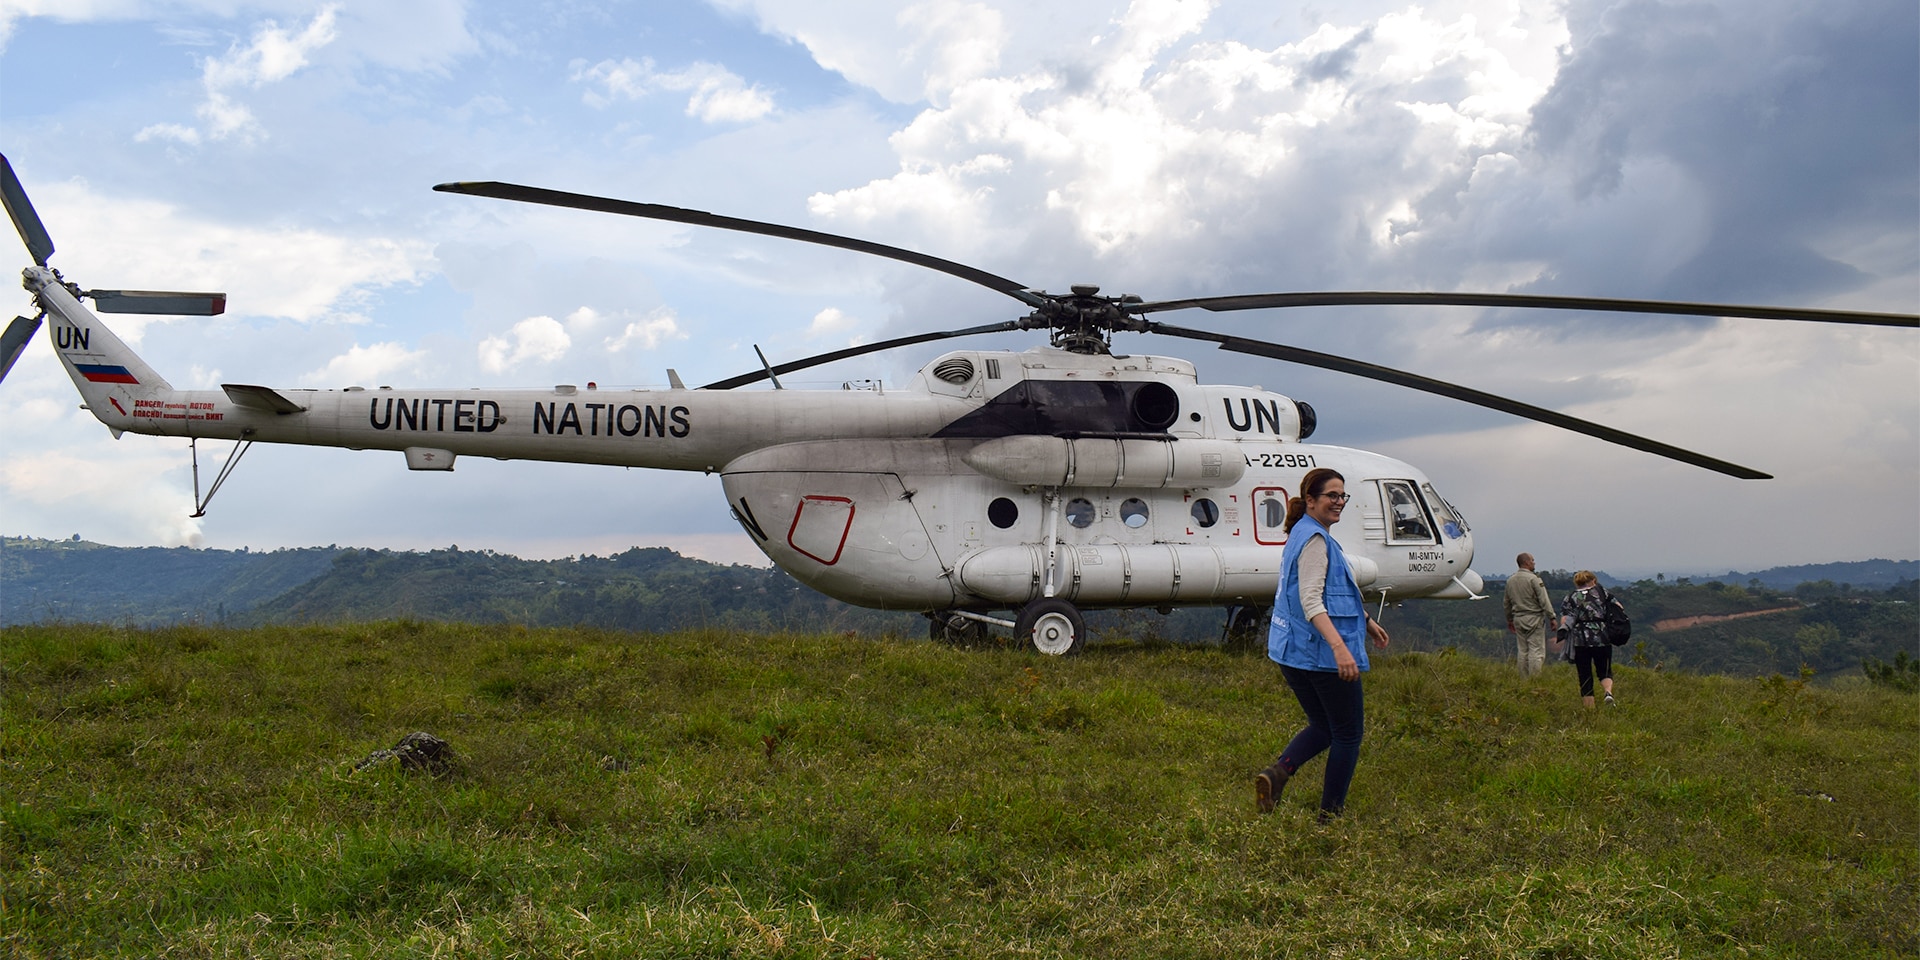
[31,264,1482,614]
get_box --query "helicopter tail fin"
[26,265,177,429]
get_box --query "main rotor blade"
[435,180,1048,308]
[0,154,54,267]
[88,290,228,316]
[701,321,1020,390]
[1146,321,1771,479]
[1133,291,1919,328]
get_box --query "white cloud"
[478,316,571,373]
[301,341,427,386]
[712,0,1037,104]
[807,306,860,338]
[133,123,202,145]
[604,307,687,352]
[0,446,205,547]
[175,5,340,143]
[804,4,1563,258]
[31,178,430,329]
[895,0,1007,102]
[3,0,473,66]
[572,57,776,123]
[563,306,605,335]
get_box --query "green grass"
[2,622,1914,958]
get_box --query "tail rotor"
[0,153,228,383]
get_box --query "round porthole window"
[1190,498,1219,528]
[988,497,1019,529]
[1120,498,1150,528]
[1065,498,1096,528]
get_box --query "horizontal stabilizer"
[222,383,307,414]
[90,289,228,316]
[0,315,42,384]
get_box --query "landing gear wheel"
[928,611,988,647]
[1223,604,1272,654]
[1016,598,1085,656]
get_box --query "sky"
[0,0,1913,580]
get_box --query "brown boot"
[1255,761,1290,813]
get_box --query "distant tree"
[1863,651,1919,693]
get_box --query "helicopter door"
[1381,479,1437,544]
[1252,486,1290,545]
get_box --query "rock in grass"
[352,731,453,775]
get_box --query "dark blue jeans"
[1278,665,1365,815]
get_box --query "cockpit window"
[1382,480,1435,543]
[1422,482,1468,540]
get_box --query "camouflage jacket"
[1559,586,1610,648]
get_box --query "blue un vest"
[1267,514,1369,672]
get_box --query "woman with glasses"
[1255,467,1391,820]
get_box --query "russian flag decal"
[76,363,139,384]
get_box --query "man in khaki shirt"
[1504,553,1555,676]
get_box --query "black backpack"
[1598,586,1632,646]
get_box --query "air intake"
[933,357,975,384]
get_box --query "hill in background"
[4,536,1913,680]
[0,536,339,626]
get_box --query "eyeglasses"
[1316,492,1351,503]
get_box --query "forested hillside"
[250,545,926,635]
[1389,571,1918,680]
[0,537,338,626]
[4,537,1912,680]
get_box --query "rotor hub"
[1017,288,1149,354]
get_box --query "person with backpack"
[1557,570,1618,707]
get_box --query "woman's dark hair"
[1283,466,1346,534]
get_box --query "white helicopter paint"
[13,161,1909,655]
[24,263,1480,648]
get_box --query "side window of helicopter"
[1190,498,1219,528]
[1065,497,1097,528]
[1382,480,1436,543]
[1120,497,1150,528]
[988,497,1019,529]
[1421,482,1468,540]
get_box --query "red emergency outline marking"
[787,495,855,566]
[1252,486,1290,546]
[109,397,127,416]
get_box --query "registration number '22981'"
[1246,452,1318,469]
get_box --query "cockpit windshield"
[1381,480,1435,543]
[1422,482,1469,541]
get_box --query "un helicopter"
[5,154,1915,654]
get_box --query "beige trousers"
[1513,615,1549,677]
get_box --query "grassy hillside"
[3,623,1912,957]
[0,536,338,626]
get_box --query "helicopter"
[5,154,1915,654]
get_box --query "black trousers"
[1573,644,1613,697]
